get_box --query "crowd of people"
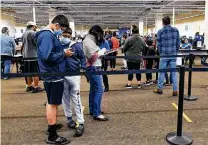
[1,14,208,145]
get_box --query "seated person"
[181,38,192,49]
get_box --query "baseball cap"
[27,21,36,26]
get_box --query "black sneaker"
[104,88,109,92]
[143,81,151,86]
[46,135,70,145]
[138,84,142,89]
[26,86,34,92]
[68,120,77,129]
[74,124,84,137]
[31,87,43,93]
[125,84,132,89]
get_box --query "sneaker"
[31,87,43,93]
[143,81,151,86]
[68,120,77,129]
[46,135,70,145]
[153,89,163,95]
[3,77,9,80]
[138,84,142,89]
[104,88,109,92]
[74,124,84,137]
[26,86,34,92]
[173,91,178,97]
[149,81,153,85]
[93,115,109,121]
[125,84,132,89]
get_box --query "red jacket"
[111,37,119,50]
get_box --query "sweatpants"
[127,61,141,81]
[62,76,84,124]
[146,59,154,81]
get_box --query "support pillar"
[33,7,36,23]
[173,7,175,27]
[155,14,163,33]
[139,21,144,36]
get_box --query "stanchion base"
[166,132,193,145]
[184,96,197,101]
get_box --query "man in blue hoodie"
[60,28,86,137]
[36,15,73,144]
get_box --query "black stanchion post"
[166,65,193,145]
[184,54,197,101]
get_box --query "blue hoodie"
[61,41,86,72]
[35,28,66,81]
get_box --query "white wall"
[15,27,26,38]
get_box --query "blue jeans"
[158,58,178,91]
[3,60,11,78]
[86,66,104,117]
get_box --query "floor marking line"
[172,103,193,123]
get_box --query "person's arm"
[104,40,110,51]
[76,43,86,70]
[156,32,162,53]
[123,38,129,53]
[31,32,37,48]
[176,30,180,52]
[39,35,65,63]
[10,38,16,56]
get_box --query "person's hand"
[64,48,74,57]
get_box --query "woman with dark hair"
[123,25,146,88]
[83,25,108,121]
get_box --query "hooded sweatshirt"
[35,27,66,82]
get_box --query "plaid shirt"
[157,25,180,56]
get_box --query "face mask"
[61,37,71,45]
[54,29,63,36]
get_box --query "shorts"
[44,80,64,105]
[24,61,39,73]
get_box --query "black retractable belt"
[166,65,193,145]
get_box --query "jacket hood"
[35,26,54,40]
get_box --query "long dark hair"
[89,25,104,45]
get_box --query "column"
[48,8,57,23]
[70,21,75,37]
[172,7,175,27]
[205,0,208,48]
[155,14,163,33]
[139,21,144,36]
[33,7,36,23]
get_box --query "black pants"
[127,61,141,81]
[155,58,160,81]
[110,52,117,69]
[101,58,109,89]
[146,59,154,81]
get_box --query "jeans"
[158,58,178,91]
[3,60,11,78]
[86,66,104,117]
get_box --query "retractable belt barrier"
[1,55,208,145]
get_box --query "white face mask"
[61,37,71,45]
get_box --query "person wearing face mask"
[0,27,16,80]
[83,25,109,121]
[36,15,73,145]
[60,28,86,137]
[21,21,43,93]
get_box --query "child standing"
[61,28,86,137]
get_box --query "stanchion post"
[166,65,193,145]
[184,54,197,101]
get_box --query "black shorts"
[43,81,64,105]
[24,61,39,73]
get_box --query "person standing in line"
[61,28,86,137]
[0,27,16,80]
[83,25,108,121]
[36,15,73,144]
[110,31,119,71]
[22,21,43,93]
[121,33,128,69]
[153,16,180,96]
[100,37,110,92]
[123,25,146,89]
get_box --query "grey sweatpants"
[62,76,84,124]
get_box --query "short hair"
[122,33,127,39]
[162,16,171,25]
[51,15,69,28]
[146,39,153,46]
[89,25,104,43]
[63,27,72,35]
[132,25,139,34]
[27,25,34,29]
[2,27,8,33]
[113,31,117,37]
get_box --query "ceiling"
[1,0,206,28]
